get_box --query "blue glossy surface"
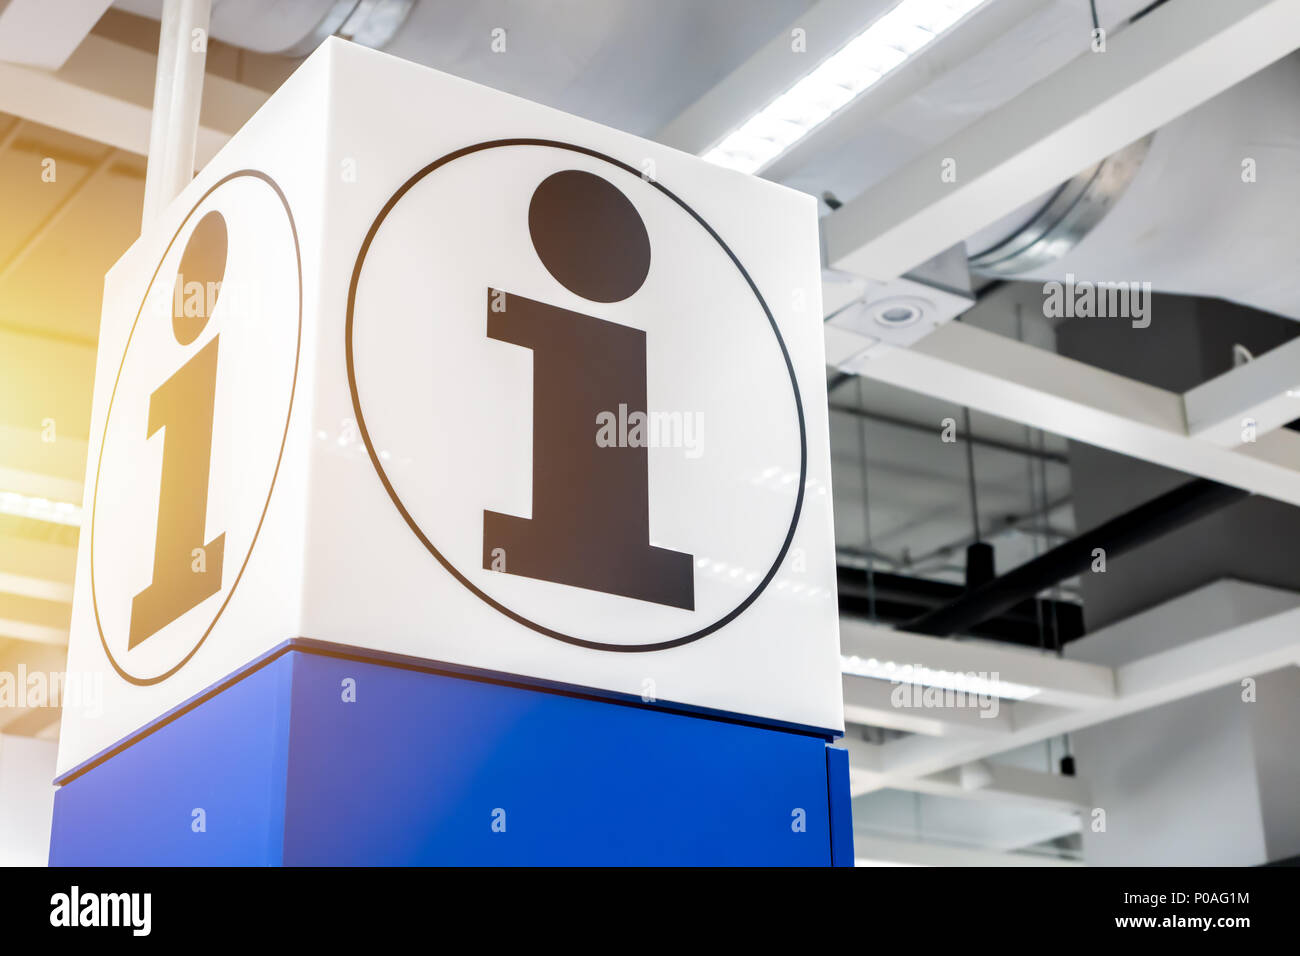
[51,647,846,865]
[50,653,294,866]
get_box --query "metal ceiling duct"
[965,52,1300,321]
[113,0,415,55]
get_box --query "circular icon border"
[346,139,808,652]
[89,170,303,686]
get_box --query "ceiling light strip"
[0,490,83,527]
[703,0,988,174]
[841,653,1042,701]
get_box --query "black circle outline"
[89,170,304,685]
[346,139,807,652]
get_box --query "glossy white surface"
[58,39,841,776]
[89,175,300,684]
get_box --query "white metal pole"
[141,0,211,228]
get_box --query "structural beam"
[854,581,1300,796]
[0,537,75,605]
[853,833,1083,866]
[823,0,1300,280]
[1184,336,1300,446]
[0,34,264,169]
[0,118,24,156]
[842,673,1015,738]
[0,0,113,70]
[841,613,1116,710]
[828,401,1068,463]
[0,427,87,506]
[0,328,96,500]
[899,762,1091,815]
[0,641,70,737]
[0,592,70,646]
[848,321,1300,507]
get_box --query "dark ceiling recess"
[837,566,1083,648]
[903,478,1249,639]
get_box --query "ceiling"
[2,0,1297,863]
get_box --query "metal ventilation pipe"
[114,0,415,55]
[965,52,1300,321]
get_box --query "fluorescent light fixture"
[703,0,988,174]
[0,490,83,526]
[841,654,1041,701]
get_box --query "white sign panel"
[58,40,842,776]
[88,175,301,686]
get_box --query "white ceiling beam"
[1183,337,1300,447]
[0,34,264,168]
[838,734,886,797]
[0,466,82,507]
[0,423,88,505]
[0,621,69,648]
[853,833,1082,866]
[0,641,69,735]
[901,762,1091,815]
[852,581,1300,795]
[0,327,96,504]
[842,673,1016,737]
[0,572,71,605]
[1115,607,1300,702]
[841,615,1116,709]
[0,118,24,155]
[823,0,1300,281]
[846,321,1300,506]
[0,537,75,605]
[0,0,114,70]
[0,707,60,738]
[0,592,72,645]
